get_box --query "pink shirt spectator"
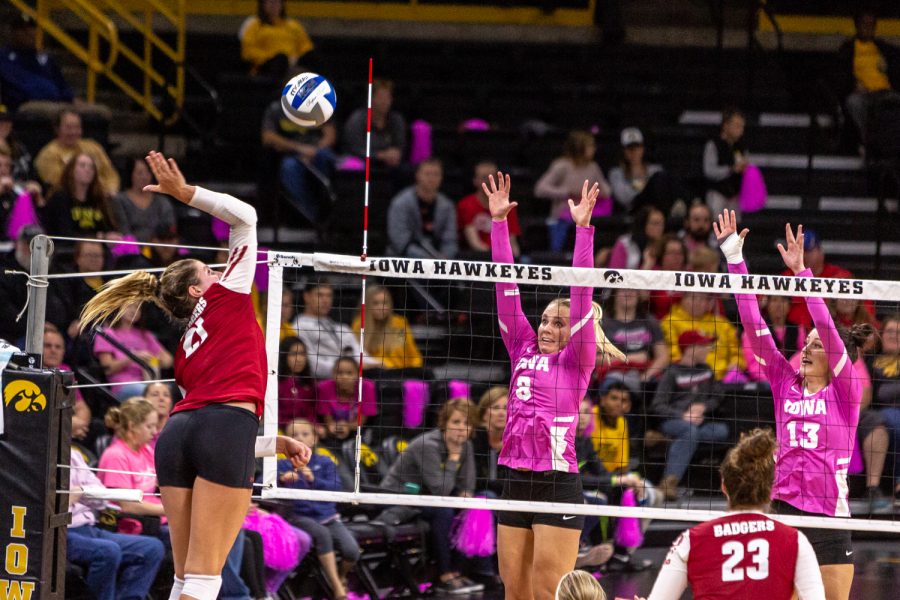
[315,379,377,422]
[70,451,104,528]
[94,328,164,384]
[278,376,318,426]
[98,438,165,519]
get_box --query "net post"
[262,250,284,490]
[25,234,53,356]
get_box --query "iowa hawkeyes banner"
[0,368,73,600]
[272,252,900,302]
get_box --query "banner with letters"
[0,368,72,600]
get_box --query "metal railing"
[5,0,185,124]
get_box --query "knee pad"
[182,574,222,600]
[168,576,184,600]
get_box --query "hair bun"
[736,428,776,464]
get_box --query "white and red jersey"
[172,187,267,417]
[730,261,861,517]
[648,512,824,600]
[491,220,596,472]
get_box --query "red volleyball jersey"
[171,187,267,417]
[686,513,797,600]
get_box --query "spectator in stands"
[872,314,900,501]
[380,398,483,595]
[35,109,119,195]
[0,14,73,111]
[607,206,665,270]
[597,287,670,390]
[40,152,119,239]
[343,79,407,169]
[472,386,508,498]
[277,336,318,428]
[0,225,67,344]
[55,239,108,343]
[67,448,166,600]
[143,381,173,449]
[703,107,747,217]
[742,295,804,381]
[293,279,369,379]
[646,234,687,320]
[678,200,716,254]
[576,396,654,572]
[240,0,316,78]
[279,288,299,340]
[45,326,94,445]
[661,291,744,381]
[609,127,679,217]
[782,229,874,329]
[457,160,521,257]
[652,331,729,500]
[534,130,611,252]
[317,356,377,450]
[0,146,41,241]
[279,418,359,600]
[111,157,176,242]
[98,398,167,521]
[93,303,173,400]
[688,245,720,274]
[261,95,337,226]
[589,381,632,475]
[386,157,457,259]
[838,8,900,148]
[351,284,423,371]
[0,103,34,181]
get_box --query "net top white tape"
[271,252,900,302]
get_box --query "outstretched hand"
[568,180,600,228]
[482,171,518,221]
[276,435,312,469]
[712,209,748,244]
[143,150,194,204]
[777,223,806,274]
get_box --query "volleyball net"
[257,248,900,534]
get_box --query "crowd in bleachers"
[4,1,900,598]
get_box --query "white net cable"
[262,250,900,534]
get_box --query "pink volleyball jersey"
[492,220,596,472]
[729,261,860,516]
[172,187,267,417]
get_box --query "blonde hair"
[555,570,606,600]
[104,397,155,439]
[545,298,626,364]
[360,285,405,357]
[79,259,202,331]
[477,386,508,424]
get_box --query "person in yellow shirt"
[660,290,745,381]
[590,380,632,474]
[240,0,316,79]
[838,8,900,145]
[352,284,423,371]
[34,108,119,196]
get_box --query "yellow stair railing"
[5,0,185,124]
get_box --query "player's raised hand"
[144,150,195,204]
[569,179,600,228]
[712,209,749,244]
[777,222,806,275]
[483,171,517,221]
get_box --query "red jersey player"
[646,429,824,600]
[79,151,310,600]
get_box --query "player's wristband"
[719,232,744,264]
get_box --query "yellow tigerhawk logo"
[360,444,379,468]
[3,380,46,413]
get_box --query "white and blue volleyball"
[281,72,337,127]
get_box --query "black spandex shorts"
[857,409,884,443]
[497,469,585,531]
[771,500,854,565]
[155,404,259,489]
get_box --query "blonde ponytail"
[79,271,161,333]
[591,301,627,364]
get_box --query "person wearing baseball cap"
[651,329,729,501]
[609,126,679,217]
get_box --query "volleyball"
[281,72,337,127]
